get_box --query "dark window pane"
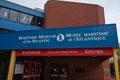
[28,15,37,26]
[0,7,9,19]
[20,13,28,24]
[36,17,43,27]
[9,10,18,21]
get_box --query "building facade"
[0,0,113,80]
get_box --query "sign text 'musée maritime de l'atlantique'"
[0,24,119,50]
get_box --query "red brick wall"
[44,1,111,80]
[44,0,105,28]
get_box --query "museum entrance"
[13,56,112,80]
[43,56,111,80]
[15,48,113,80]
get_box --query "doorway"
[50,63,69,80]
[22,60,41,80]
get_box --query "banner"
[0,24,119,50]
[16,48,113,56]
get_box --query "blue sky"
[7,0,120,42]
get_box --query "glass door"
[50,64,68,80]
[22,61,41,80]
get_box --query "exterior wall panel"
[45,0,105,28]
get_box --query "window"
[20,13,29,24]
[0,7,9,19]
[36,17,43,27]
[9,10,18,21]
[0,7,44,27]
[28,15,37,26]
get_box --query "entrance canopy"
[0,24,119,50]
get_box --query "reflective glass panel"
[9,10,18,21]
[20,13,28,24]
[0,7,9,19]
[28,15,37,26]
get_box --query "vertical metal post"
[118,48,120,80]
[7,50,16,80]
[113,48,119,80]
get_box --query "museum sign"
[0,24,119,50]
